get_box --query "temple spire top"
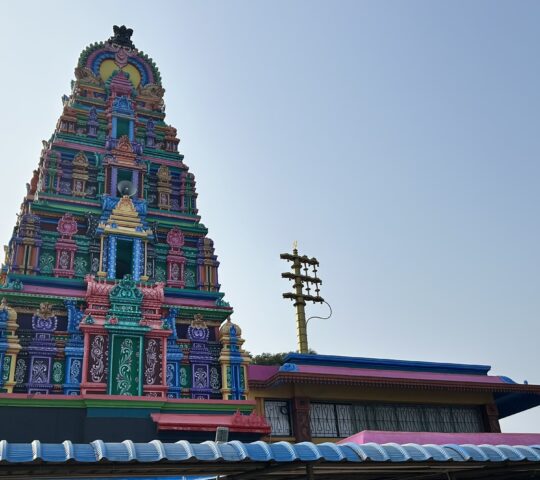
[108,25,135,49]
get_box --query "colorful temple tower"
[0,25,249,401]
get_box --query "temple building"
[0,26,539,465]
[0,25,263,442]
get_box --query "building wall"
[250,384,498,443]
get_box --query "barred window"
[310,403,355,437]
[310,403,338,437]
[310,402,485,438]
[264,400,292,436]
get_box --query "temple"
[0,26,539,458]
[0,25,262,440]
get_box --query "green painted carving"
[183,247,198,259]
[110,335,141,396]
[52,361,64,384]
[215,297,230,307]
[74,256,88,277]
[240,367,245,389]
[226,366,232,388]
[179,365,190,387]
[41,232,58,250]
[155,266,166,282]
[110,275,143,302]
[117,338,134,395]
[0,279,23,291]
[2,356,11,382]
[106,275,147,330]
[39,252,55,275]
[75,237,91,249]
[184,268,196,288]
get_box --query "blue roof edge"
[0,440,538,463]
[283,353,491,375]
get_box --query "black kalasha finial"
[108,25,135,49]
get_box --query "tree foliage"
[251,350,317,365]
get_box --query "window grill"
[310,402,485,438]
[310,403,338,437]
[264,400,292,437]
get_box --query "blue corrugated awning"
[0,440,538,479]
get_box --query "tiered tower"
[0,26,249,400]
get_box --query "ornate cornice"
[249,372,540,395]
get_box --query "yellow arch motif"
[99,59,142,88]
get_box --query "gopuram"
[0,25,251,403]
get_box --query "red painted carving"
[166,227,184,251]
[166,228,185,288]
[83,275,113,324]
[141,281,166,328]
[57,213,78,238]
[53,213,78,278]
[231,410,271,432]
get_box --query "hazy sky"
[1,1,539,432]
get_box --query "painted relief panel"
[143,338,162,386]
[109,335,142,396]
[179,364,190,389]
[87,334,108,383]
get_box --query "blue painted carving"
[27,304,57,394]
[133,198,147,216]
[187,315,213,399]
[224,320,247,400]
[63,300,84,394]
[110,167,118,196]
[87,107,98,138]
[146,119,156,148]
[112,96,134,115]
[133,238,142,281]
[279,363,299,373]
[107,236,117,280]
[164,308,183,398]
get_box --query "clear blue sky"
[1,1,539,431]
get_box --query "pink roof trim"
[340,430,540,446]
[248,365,280,381]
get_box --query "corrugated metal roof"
[0,440,539,464]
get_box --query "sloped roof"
[151,412,270,434]
[0,440,538,479]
